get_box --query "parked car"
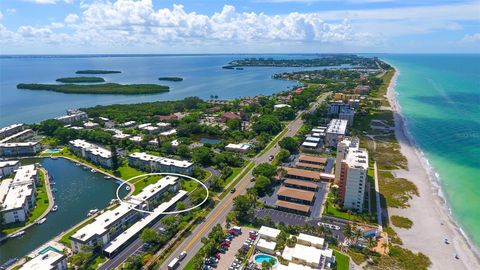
[179,251,187,261]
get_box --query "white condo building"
[0,124,25,139]
[0,160,20,177]
[128,152,193,175]
[0,165,39,224]
[0,141,41,157]
[70,176,184,256]
[55,110,88,124]
[334,137,359,184]
[69,139,112,168]
[338,145,368,212]
[324,119,348,148]
[19,246,67,270]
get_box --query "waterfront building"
[334,137,359,184]
[55,111,87,124]
[0,123,25,139]
[19,246,67,270]
[71,176,180,253]
[0,129,35,143]
[0,160,20,177]
[0,165,38,224]
[69,139,112,168]
[325,119,348,148]
[327,101,351,116]
[128,152,193,175]
[338,107,355,127]
[0,141,41,157]
[338,146,368,212]
[225,143,251,153]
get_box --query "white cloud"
[7,8,17,14]
[65,13,79,24]
[25,0,74,4]
[2,0,479,53]
[461,33,480,43]
[0,12,3,20]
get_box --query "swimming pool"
[200,138,222,144]
[254,254,278,267]
[43,149,61,153]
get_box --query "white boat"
[76,163,81,166]
[104,176,111,179]
[50,156,58,160]
[90,169,97,173]
[10,231,25,238]
[126,186,131,191]
[87,209,99,217]
[36,218,47,225]
[52,205,58,212]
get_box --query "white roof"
[129,136,143,142]
[305,136,321,142]
[259,226,281,239]
[326,119,348,135]
[156,122,171,127]
[141,126,159,131]
[291,244,322,265]
[1,165,36,211]
[0,178,13,204]
[256,238,276,251]
[129,176,178,204]
[0,123,23,134]
[171,139,179,146]
[120,121,136,127]
[301,142,318,148]
[113,133,131,139]
[129,152,193,168]
[20,248,66,270]
[160,129,177,136]
[0,129,33,143]
[69,139,111,159]
[83,121,99,127]
[138,123,152,129]
[0,160,19,168]
[277,262,315,270]
[0,141,39,148]
[104,190,187,254]
[298,233,325,247]
[274,104,291,109]
[226,143,250,150]
[345,148,368,170]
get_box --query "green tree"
[39,119,64,135]
[233,195,254,223]
[191,146,214,166]
[253,175,271,196]
[177,144,191,159]
[252,114,282,135]
[209,176,223,191]
[277,149,291,163]
[274,107,295,120]
[226,119,241,130]
[279,136,300,153]
[110,144,119,170]
[253,163,277,179]
[140,227,160,244]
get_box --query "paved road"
[157,92,331,270]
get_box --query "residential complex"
[334,137,359,184]
[69,139,112,168]
[338,142,369,212]
[0,123,25,139]
[0,141,41,157]
[0,160,20,177]
[225,143,251,153]
[19,246,67,270]
[0,164,39,224]
[55,110,88,124]
[70,176,185,257]
[255,226,335,270]
[127,152,194,175]
[0,129,35,144]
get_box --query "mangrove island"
[75,70,121,74]
[56,77,105,83]
[17,83,170,95]
[158,77,183,82]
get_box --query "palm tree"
[353,228,363,246]
[367,237,377,250]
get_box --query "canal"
[0,158,127,264]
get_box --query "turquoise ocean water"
[381,54,480,248]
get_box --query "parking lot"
[215,227,252,270]
[255,208,307,226]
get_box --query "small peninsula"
[17,83,169,95]
[76,70,121,74]
[56,77,105,83]
[158,77,183,82]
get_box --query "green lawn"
[333,250,350,270]
[390,215,413,229]
[219,161,254,199]
[258,127,289,157]
[323,192,375,224]
[59,218,95,246]
[378,171,418,209]
[222,167,242,187]
[1,170,50,235]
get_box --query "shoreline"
[385,66,480,269]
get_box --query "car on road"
[179,251,187,261]
[269,155,274,161]
[230,188,236,193]
[250,177,256,182]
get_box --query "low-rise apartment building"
[0,142,41,157]
[55,110,88,124]
[0,165,38,224]
[0,129,35,143]
[69,139,112,168]
[127,152,193,175]
[19,246,67,270]
[0,160,20,177]
[0,123,25,139]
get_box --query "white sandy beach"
[386,69,480,270]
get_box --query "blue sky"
[0,0,479,54]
